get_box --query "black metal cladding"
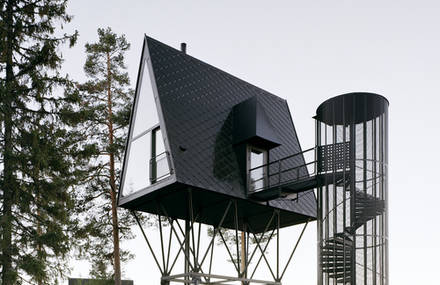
[118,36,316,232]
[315,92,389,125]
[232,96,282,149]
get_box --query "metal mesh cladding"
[316,93,389,285]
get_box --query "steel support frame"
[132,189,309,284]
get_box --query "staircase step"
[322,245,352,251]
[322,268,351,272]
[322,264,351,268]
[328,272,352,279]
[321,251,351,259]
[322,264,351,269]
[332,237,354,246]
[330,236,353,242]
[321,256,351,261]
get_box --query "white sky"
[62,1,440,284]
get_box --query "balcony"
[248,142,351,201]
[149,151,172,184]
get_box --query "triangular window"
[121,57,169,196]
[132,58,159,137]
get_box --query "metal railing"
[248,142,378,194]
[150,151,172,183]
[248,147,317,193]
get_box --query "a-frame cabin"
[117,36,316,233]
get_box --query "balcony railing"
[248,142,352,194]
[248,147,317,193]
[150,151,172,183]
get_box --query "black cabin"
[117,36,316,233]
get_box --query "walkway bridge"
[248,142,350,201]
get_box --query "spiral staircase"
[245,142,386,284]
[321,232,353,282]
[320,184,385,284]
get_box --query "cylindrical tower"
[316,93,389,285]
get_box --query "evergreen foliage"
[0,0,89,284]
[74,27,136,284]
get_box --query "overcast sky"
[63,1,440,284]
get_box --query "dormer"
[232,96,282,193]
[232,96,281,149]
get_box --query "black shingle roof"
[118,36,316,232]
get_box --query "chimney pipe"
[180,42,187,54]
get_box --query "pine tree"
[75,27,135,285]
[0,0,88,284]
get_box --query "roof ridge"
[145,35,287,103]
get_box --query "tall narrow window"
[248,146,268,192]
[150,127,170,183]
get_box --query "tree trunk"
[1,0,16,283]
[36,171,43,285]
[106,52,122,285]
[240,231,246,285]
